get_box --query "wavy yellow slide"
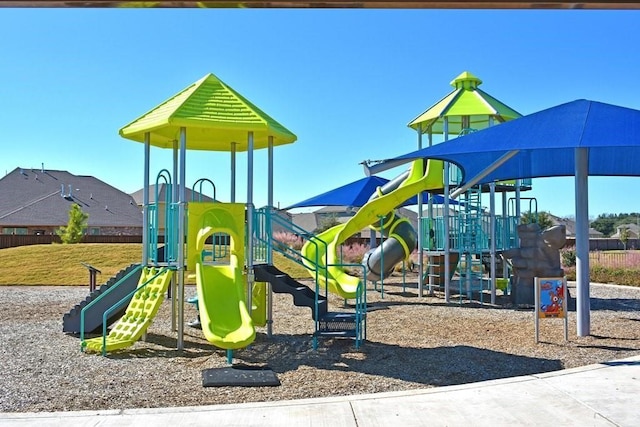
[196,262,256,350]
[302,159,444,299]
[83,266,173,354]
[193,203,256,351]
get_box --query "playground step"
[254,264,328,320]
[314,330,358,338]
[318,312,359,333]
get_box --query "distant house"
[130,184,216,233]
[129,183,216,206]
[547,213,603,238]
[280,205,422,242]
[0,167,143,236]
[610,223,640,239]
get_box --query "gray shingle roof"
[130,183,215,205]
[0,168,142,227]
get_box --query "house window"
[2,227,28,235]
[90,228,101,235]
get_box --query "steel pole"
[417,123,424,297]
[142,132,150,265]
[267,135,274,337]
[443,118,450,303]
[177,127,187,350]
[490,182,496,305]
[230,142,237,203]
[575,147,591,336]
[246,131,254,312]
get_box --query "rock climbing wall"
[503,223,566,305]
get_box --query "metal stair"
[253,264,364,345]
[254,263,327,320]
[316,312,359,338]
[62,263,142,334]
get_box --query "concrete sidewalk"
[2,355,639,426]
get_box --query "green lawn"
[0,243,309,285]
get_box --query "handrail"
[191,178,216,202]
[152,169,172,263]
[81,266,172,356]
[253,207,367,348]
[79,264,143,345]
[253,207,329,291]
[257,208,331,283]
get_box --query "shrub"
[590,265,640,287]
[563,266,576,281]
[520,210,554,229]
[561,247,576,267]
[562,251,640,287]
[339,242,369,264]
[314,214,341,233]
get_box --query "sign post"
[534,277,568,343]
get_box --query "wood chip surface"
[1,274,639,413]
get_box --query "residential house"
[0,167,142,235]
[610,223,640,239]
[547,213,604,238]
[277,205,423,246]
[130,184,216,233]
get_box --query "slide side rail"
[254,208,332,287]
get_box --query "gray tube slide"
[362,170,418,282]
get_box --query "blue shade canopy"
[286,176,450,209]
[384,99,640,185]
[374,98,640,338]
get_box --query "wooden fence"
[589,250,640,268]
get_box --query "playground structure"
[303,71,536,303]
[392,71,533,303]
[361,160,444,283]
[282,71,538,305]
[69,71,548,359]
[74,73,368,358]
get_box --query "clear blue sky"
[1,8,639,219]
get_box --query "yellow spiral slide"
[302,159,444,299]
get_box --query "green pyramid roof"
[408,71,521,135]
[119,73,297,151]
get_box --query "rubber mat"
[202,365,280,387]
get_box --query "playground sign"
[534,277,568,343]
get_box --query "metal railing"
[253,207,367,347]
[422,215,519,252]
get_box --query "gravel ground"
[1,275,639,413]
